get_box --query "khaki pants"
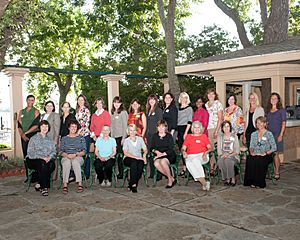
[208,128,217,166]
[61,157,84,183]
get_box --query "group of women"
[26,89,286,196]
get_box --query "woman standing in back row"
[128,98,147,139]
[111,96,128,179]
[266,92,286,180]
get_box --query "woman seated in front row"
[123,124,148,193]
[94,125,116,187]
[182,121,212,191]
[244,116,277,188]
[26,120,56,196]
[60,120,86,194]
[150,120,176,188]
[217,121,240,186]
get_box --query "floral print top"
[205,100,223,130]
[224,105,244,134]
[76,107,91,137]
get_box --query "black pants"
[115,137,123,175]
[26,158,55,189]
[244,154,273,188]
[123,157,144,187]
[94,158,115,183]
[177,125,187,166]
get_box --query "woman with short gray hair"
[182,121,212,191]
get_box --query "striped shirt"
[60,135,86,154]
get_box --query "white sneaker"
[106,181,112,187]
[205,181,210,191]
[100,181,106,187]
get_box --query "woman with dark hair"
[26,120,56,196]
[266,92,286,180]
[217,121,240,186]
[162,92,178,141]
[76,94,91,178]
[41,100,60,180]
[244,116,277,188]
[192,96,209,136]
[224,94,244,138]
[146,94,163,178]
[60,102,76,138]
[90,97,111,140]
[128,98,147,138]
[111,96,128,178]
[205,88,223,173]
[41,100,61,145]
[150,120,176,188]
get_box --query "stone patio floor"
[0,161,299,240]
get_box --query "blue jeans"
[84,135,91,178]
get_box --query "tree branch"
[157,0,167,31]
[0,0,10,20]
[259,0,268,27]
[214,0,252,48]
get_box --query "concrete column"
[2,67,29,158]
[242,82,252,111]
[215,80,226,107]
[160,78,169,93]
[101,74,124,112]
[271,75,285,106]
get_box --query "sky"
[0,0,242,110]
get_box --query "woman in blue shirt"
[244,116,277,188]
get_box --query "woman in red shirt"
[90,97,111,140]
[128,99,147,138]
[182,121,212,191]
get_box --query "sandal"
[274,174,280,180]
[77,185,84,193]
[62,186,68,194]
[41,188,49,196]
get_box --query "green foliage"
[290,0,300,35]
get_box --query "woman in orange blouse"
[128,99,147,138]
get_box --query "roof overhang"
[175,50,300,76]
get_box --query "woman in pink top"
[192,97,209,136]
[90,97,111,141]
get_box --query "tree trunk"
[0,0,10,19]
[157,0,180,100]
[54,73,73,114]
[263,0,289,44]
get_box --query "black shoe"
[131,186,137,193]
[224,182,230,186]
[230,182,236,187]
[117,174,123,179]
[24,178,28,183]
[165,180,176,189]
[179,170,185,177]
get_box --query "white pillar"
[160,78,169,93]
[2,67,29,158]
[271,75,285,106]
[242,82,252,111]
[215,80,226,107]
[101,74,124,112]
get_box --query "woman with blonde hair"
[243,92,264,148]
[123,124,148,193]
[177,92,193,176]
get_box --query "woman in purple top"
[266,92,286,180]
